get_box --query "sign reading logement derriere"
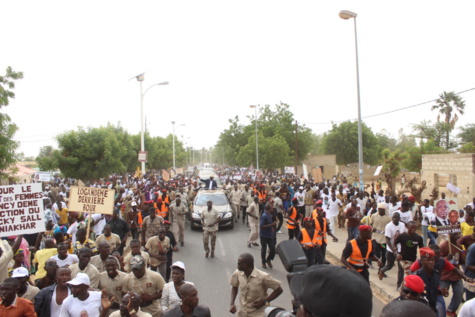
[0,183,45,238]
[69,186,114,215]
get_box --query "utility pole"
[295,120,299,177]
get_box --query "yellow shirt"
[461,222,474,237]
[56,208,69,224]
[33,248,58,279]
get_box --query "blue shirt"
[465,244,475,279]
[260,212,274,238]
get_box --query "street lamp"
[136,74,169,175]
[249,105,259,171]
[172,122,185,170]
[339,10,364,191]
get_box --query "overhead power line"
[304,87,475,125]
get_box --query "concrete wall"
[298,155,337,181]
[421,153,475,207]
[338,162,379,183]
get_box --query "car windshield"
[195,194,228,206]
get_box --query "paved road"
[169,219,386,316]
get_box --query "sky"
[3,1,475,159]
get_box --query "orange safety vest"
[287,207,298,229]
[311,209,318,219]
[154,203,168,218]
[300,228,318,247]
[257,190,267,203]
[161,195,171,209]
[314,217,328,245]
[347,239,373,272]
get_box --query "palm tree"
[431,91,465,150]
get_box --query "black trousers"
[276,213,284,232]
[260,237,276,264]
[315,244,327,265]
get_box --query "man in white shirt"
[356,192,368,213]
[230,185,242,223]
[388,196,401,216]
[51,243,79,268]
[393,201,413,225]
[294,186,305,218]
[378,212,406,281]
[419,199,433,247]
[325,193,342,232]
[60,273,102,317]
[91,213,107,238]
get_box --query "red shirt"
[410,257,455,273]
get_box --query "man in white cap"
[294,186,305,218]
[12,267,39,304]
[60,272,102,317]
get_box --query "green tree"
[255,103,313,165]
[459,142,475,154]
[236,133,291,170]
[321,121,380,165]
[0,67,23,179]
[375,131,397,152]
[55,124,130,180]
[216,116,253,166]
[36,145,59,171]
[411,120,452,149]
[431,91,465,150]
[215,103,313,170]
[380,149,408,195]
[308,133,325,155]
[457,123,475,145]
[402,140,446,172]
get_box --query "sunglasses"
[401,286,420,297]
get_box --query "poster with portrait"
[434,198,460,234]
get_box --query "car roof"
[196,189,226,196]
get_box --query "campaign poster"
[434,198,460,233]
[0,183,45,238]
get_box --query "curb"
[325,248,395,305]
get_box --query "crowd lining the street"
[2,166,475,316]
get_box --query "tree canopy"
[214,103,313,170]
[46,123,187,180]
[0,67,23,179]
[321,121,380,165]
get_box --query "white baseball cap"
[67,272,90,286]
[171,261,186,271]
[11,267,29,278]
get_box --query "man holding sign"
[0,235,23,285]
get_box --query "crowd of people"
[2,167,475,316]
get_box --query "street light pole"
[249,105,259,171]
[172,122,185,170]
[339,10,364,191]
[136,74,169,175]
[172,121,176,170]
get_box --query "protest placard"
[68,186,115,215]
[302,164,308,180]
[374,165,383,176]
[284,166,295,175]
[437,224,461,235]
[162,170,170,181]
[0,183,45,238]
